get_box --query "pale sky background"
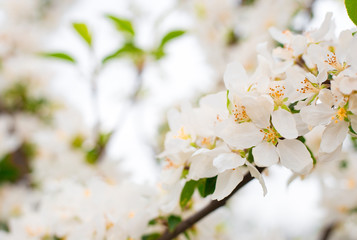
[45,0,356,238]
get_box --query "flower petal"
[272,109,298,139]
[300,104,334,126]
[241,95,274,128]
[246,162,267,196]
[187,149,219,180]
[320,121,349,153]
[277,139,313,174]
[211,168,246,201]
[215,120,263,149]
[213,153,246,173]
[253,142,279,167]
[224,62,249,91]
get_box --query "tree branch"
[158,167,265,240]
[319,222,337,240]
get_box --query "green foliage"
[71,134,85,149]
[0,221,9,232]
[141,233,161,240]
[42,236,63,240]
[339,159,348,169]
[226,29,240,46]
[180,180,197,209]
[247,147,254,163]
[197,176,217,198]
[40,52,76,63]
[102,42,144,64]
[241,0,256,6]
[0,142,35,184]
[152,30,186,60]
[345,0,357,26]
[167,215,182,232]
[159,30,185,48]
[85,132,111,164]
[288,101,300,113]
[72,22,92,47]
[181,167,189,179]
[1,82,51,119]
[106,15,135,38]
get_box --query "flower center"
[164,157,179,169]
[331,107,347,123]
[232,104,250,123]
[174,127,190,140]
[269,84,286,106]
[325,53,345,73]
[296,78,320,94]
[260,126,281,145]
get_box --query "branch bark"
[158,167,265,240]
[319,222,337,240]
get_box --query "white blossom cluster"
[0,0,357,238]
[160,13,357,203]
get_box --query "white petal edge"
[272,109,298,139]
[211,168,245,201]
[277,139,313,174]
[320,121,349,153]
[253,142,279,167]
[213,153,246,173]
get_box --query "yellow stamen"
[174,127,190,140]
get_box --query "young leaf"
[141,233,161,240]
[167,215,182,232]
[41,52,76,63]
[106,15,135,37]
[72,22,92,47]
[180,180,197,209]
[159,30,185,48]
[102,42,143,64]
[345,0,357,26]
[197,176,217,198]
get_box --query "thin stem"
[158,167,265,240]
[319,222,337,240]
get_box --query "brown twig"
[158,167,265,240]
[319,222,337,240]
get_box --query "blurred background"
[0,0,356,239]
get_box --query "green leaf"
[106,15,135,37]
[0,143,33,184]
[247,147,254,163]
[197,176,217,197]
[41,52,76,63]
[167,215,182,232]
[0,221,9,232]
[345,0,357,26]
[72,22,92,47]
[159,30,185,48]
[339,159,348,169]
[102,42,143,64]
[288,101,300,113]
[71,134,85,149]
[86,148,99,164]
[180,180,197,209]
[141,233,161,240]
[151,48,165,60]
[183,231,191,240]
